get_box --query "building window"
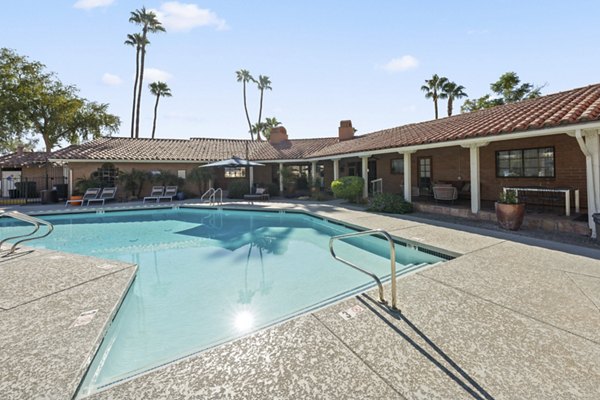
[94,163,119,187]
[496,147,555,178]
[224,167,246,178]
[391,158,404,174]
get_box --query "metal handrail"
[201,188,215,202]
[0,211,54,255]
[370,178,383,195]
[329,228,398,310]
[210,188,223,205]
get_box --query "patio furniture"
[143,186,164,203]
[87,187,117,206]
[502,186,580,216]
[244,187,270,203]
[66,188,100,207]
[159,186,178,202]
[433,184,458,203]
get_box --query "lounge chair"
[244,187,270,203]
[433,184,458,203]
[143,186,164,203]
[159,186,178,202]
[87,187,117,206]
[66,187,100,207]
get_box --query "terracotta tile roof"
[50,137,339,162]
[0,151,50,167]
[49,83,600,163]
[308,83,600,158]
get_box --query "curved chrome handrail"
[0,211,54,255]
[210,188,223,205]
[329,228,398,310]
[201,188,215,202]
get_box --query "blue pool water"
[0,208,445,394]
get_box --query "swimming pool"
[0,207,446,395]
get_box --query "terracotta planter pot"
[495,202,525,230]
[68,195,83,206]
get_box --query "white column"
[361,156,369,198]
[279,163,284,193]
[311,161,317,182]
[465,143,487,213]
[249,167,254,191]
[586,131,600,211]
[402,152,414,202]
[67,166,73,197]
[333,159,340,181]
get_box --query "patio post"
[401,151,415,202]
[465,143,488,213]
[311,161,317,183]
[361,155,369,198]
[333,159,340,181]
[279,163,284,193]
[575,128,600,236]
[249,167,254,191]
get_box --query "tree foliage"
[0,48,120,153]
[461,72,543,113]
[148,81,172,139]
[421,74,448,119]
[236,69,277,141]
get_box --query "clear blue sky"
[2,1,600,143]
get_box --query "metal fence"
[0,175,68,205]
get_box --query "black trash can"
[40,190,50,204]
[50,189,59,203]
[593,214,600,238]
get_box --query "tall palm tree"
[441,81,468,117]
[421,74,448,119]
[148,81,172,139]
[124,33,147,138]
[236,69,255,140]
[255,75,272,141]
[129,7,165,138]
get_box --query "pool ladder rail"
[0,211,54,256]
[201,187,223,205]
[329,228,399,311]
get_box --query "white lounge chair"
[66,187,100,207]
[159,186,178,202]
[87,187,117,206]
[244,187,270,203]
[433,184,458,203]
[143,186,164,203]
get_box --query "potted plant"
[495,189,525,230]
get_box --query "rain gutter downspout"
[575,129,598,237]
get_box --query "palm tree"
[129,7,165,138]
[236,69,255,140]
[421,74,448,119]
[148,81,172,139]
[255,75,272,141]
[124,33,148,138]
[263,117,281,141]
[442,81,468,117]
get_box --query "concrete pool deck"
[1,200,599,399]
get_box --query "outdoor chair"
[143,186,164,203]
[159,186,178,202]
[87,187,117,206]
[433,184,458,203]
[244,187,270,203]
[65,187,100,207]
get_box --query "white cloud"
[101,73,122,86]
[382,55,419,72]
[152,2,228,32]
[145,68,173,83]
[73,0,115,9]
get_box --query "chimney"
[338,120,354,141]
[16,145,24,156]
[269,126,288,144]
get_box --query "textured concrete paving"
[2,200,600,399]
[0,246,136,400]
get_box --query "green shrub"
[331,176,364,202]
[227,179,250,198]
[367,193,413,214]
